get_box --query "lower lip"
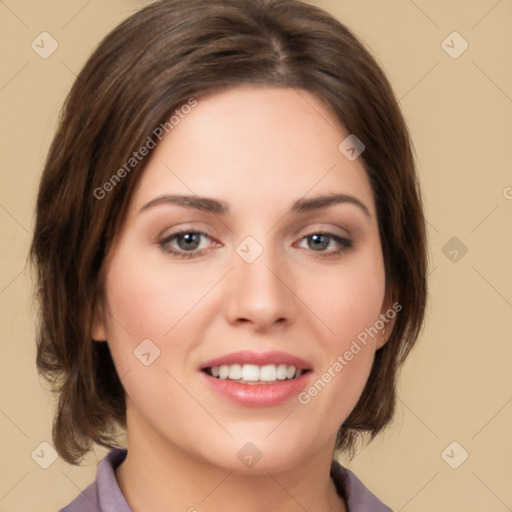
[201,372,311,407]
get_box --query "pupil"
[179,233,199,250]
[310,234,328,250]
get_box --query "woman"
[30,0,427,510]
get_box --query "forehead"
[128,86,376,219]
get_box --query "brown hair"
[30,0,427,464]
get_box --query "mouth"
[199,350,313,394]
[202,363,309,385]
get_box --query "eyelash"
[157,229,353,259]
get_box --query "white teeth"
[260,364,276,381]
[219,365,229,379]
[242,364,260,381]
[228,364,243,380]
[286,365,296,379]
[209,363,304,382]
[276,364,288,380]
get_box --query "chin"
[192,426,328,475]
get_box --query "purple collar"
[59,448,392,512]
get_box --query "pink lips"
[200,350,312,370]
[200,350,312,408]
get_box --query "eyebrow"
[139,193,371,218]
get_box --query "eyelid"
[293,222,354,244]
[157,225,354,259]
[157,222,351,242]
[158,228,219,252]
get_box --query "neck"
[116,408,346,512]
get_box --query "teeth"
[276,364,288,380]
[242,364,260,381]
[208,364,304,383]
[260,364,276,381]
[228,364,243,380]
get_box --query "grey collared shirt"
[59,448,392,512]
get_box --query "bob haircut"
[30,0,427,465]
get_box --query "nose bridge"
[225,233,293,329]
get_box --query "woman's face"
[94,86,392,472]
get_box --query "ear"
[91,297,108,342]
[376,285,400,349]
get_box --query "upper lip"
[200,350,312,370]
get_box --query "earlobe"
[91,298,108,342]
[377,322,393,349]
[377,289,400,349]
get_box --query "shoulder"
[58,448,130,512]
[58,480,98,512]
[330,459,393,512]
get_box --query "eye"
[297,232,353,255]
[158,229,353,259]
[158,230,216,258]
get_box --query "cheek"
[299,248,385,411]
[103,246,217,341]
[309,248,386,348]
[100,252,204,413]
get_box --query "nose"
[224,241,295,332]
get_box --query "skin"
[93,86,394,512]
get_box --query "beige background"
[1,1,511,511]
